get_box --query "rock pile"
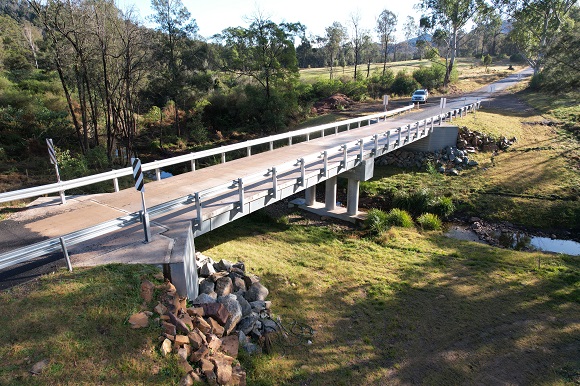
[312,93,355,114]
[128,252,276,385]
[456,126,516,152]
[377,146,479,175]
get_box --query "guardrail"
[0,102,479,272]
[0,105,414,204]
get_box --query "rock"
[207,334,222,351]
[243,342,261,355]
[249,301,266,312]
[186,307,205,317]
[30,359,49,375]
[163,321,177,336]
[232,276,247,293]
[200,358,214,373]
[449,168,460,176]
[161,338,173,357]
[237,314,258,335]
[154,302,167,315]
[192,293,217,305]
[168,312,191,334]
[212,356,233,385]
[128,312,149,329]
[235,293,252,317]
[200,262,216,277]
[179,374,195,386]
[199,279,215,295]
[218,295,243,335]
[232,262,245,272]
[202,303,230,325]
[174,334,189,346]
[468,160,479,166]
[214,259,233,272]
[181,313,194,331]
[190,345,209,362]
[188,329,206,350]
[192,316,212,334]
[178,348,190,362]
[245,282,269,302]
[221,335,240,357]
[140,280,155,303]
[215,276,233,297]
[232,365,247,386]
[261,318,278,333]
[205,370,218,386]
[208,317,225,337]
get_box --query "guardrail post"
[113,177,119,192]
[269,141,274,151]
[334,126,338,135]
[321,128,325,138]
[195,192,202,226]
[358,121,361,128]
[321,151,328,177]
[288,137,293,146]
[271,167,278,199]
[59,237,73,272]
[237,178,245,213]
[191,159,196,171]
[246,147,251,157]
[306,133,310,141]
[358,139,364,162]
[406,125,411,143]
[155,168,161,181]
[299,158,306,187]
[385,131,390,150]
[347,123,351,131]
[431,117,434,131]
[373,134,379,156]
[342,145,348,170]
[397,128,402,146]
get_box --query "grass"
[361,90,580,231]
[0,264,182,385]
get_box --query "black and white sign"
[439,98,447,109]
[131,157,145,192]
[46,138,57,165]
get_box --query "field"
[300,58,528,95]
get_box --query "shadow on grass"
[246,229,579,385]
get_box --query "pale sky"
[117,0,420,42]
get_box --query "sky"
[116,0,420,42]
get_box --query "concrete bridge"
[0,69,532,296]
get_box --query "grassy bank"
[1,214,578,385]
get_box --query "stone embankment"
[376,126,517,174]
[129,252,277,386]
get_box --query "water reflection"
[495,230,580,256]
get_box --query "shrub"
[417,213,442,230]
[412,65,446,90]
[391,70,420,96]
[429,196,455,218]
[386,208,414,228]
[367,69,395,99]
[393,188,434,217]
[311,79,343,99]
[510,53,526,63]
[365,208,390,234]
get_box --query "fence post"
[271,167,278,199]
[195,192,202,227]
[299,158,306,187]
[342,145,348,169]
[322,151,328,177]
[238,178,245,213]
[358,139,364,162]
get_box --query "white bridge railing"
[0,105,415,204]
[0,102,479,271]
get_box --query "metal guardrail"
[0,105,414,204]
[0,103,479,272]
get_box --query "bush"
[391,70,420,96]
[412,65,446,90]
[510,53,526,63]
[365,208,390,234]
[367,69,395,99]
[430,196,455,218]
[311,79,343,99]
[417,213,442,230]
[385,208,414,228]
[393,188,434,217]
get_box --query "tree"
[324,22,346,79]
[500,0,577,74]
[419,0,483,86]
[149,0,199,137]
[376,9,397,75]
[403,16,417,60]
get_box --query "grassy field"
[1,213,577,385]
[300,58,528,95]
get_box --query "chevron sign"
[131,158,145,192]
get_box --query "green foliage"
[56,148,89,180]
[412,65,446,89]
[385,208,414,228]
[429,196,456,218]
[482,54,493,70]
[391,70,420,96]
[392,188,455,218]
[510,53,526,63]
[416,213,443,230]
[367,69,395,98]
[365,208,390,234]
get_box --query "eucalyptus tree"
[403,16,417,60]
[349,12,363,80]
[324,21,346,79]
[419,0,483,86]
[376,9,397,74]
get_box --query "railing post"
[299,158,306,187]
[247,146,251,157]
[367,119,371,126]
[155,168,161,181]
[386,131,391,150]
[288,137,292,146]
[59,237,72,272]
[237,178,245,213]
[347,123,351,131]
[358,139,364,162]
[271,167,278,199]
[358,121,361,128]
[221,153,226,163]
[321,128,325,137]
[406,125,411,143]
[269,141,274,151]
[397,128,402,146]
[342,145,348,170]
[373,134,379,156]
[335,126,338,135]
[306,133,310,141]
[191,159,196,171]
[195,192,202,226]
[113,177,119,192]
[322,151,328,177]
[431,117,434,131]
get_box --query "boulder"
[215,276,233,297]
[192,293,217,305]
[218,294,243,335]
[235,293,252,317]
[245,282,269,302]
[202,303,230,325]
[199,279,215,295]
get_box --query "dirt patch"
[312,94,355,115]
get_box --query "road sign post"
[46,138,66,204]
[132,158,151,242]
[439,98,447,125]
[382,94,389,112]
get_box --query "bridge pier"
[325,176,337,210]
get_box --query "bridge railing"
[0,105,414,204]
[0,102,479,271]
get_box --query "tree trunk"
[444,26,458,87]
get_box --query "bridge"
[0,70,530,297]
